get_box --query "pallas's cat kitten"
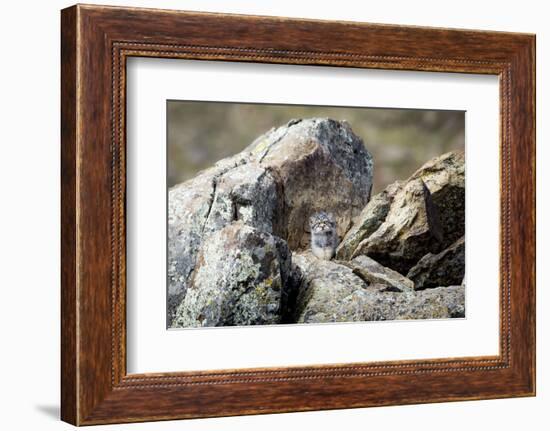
[309,211,338,260]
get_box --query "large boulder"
[407,236,465,290]
[336,150,465,275]
[408,150,465,248]
[336,181,402,260]
[292,252,372,324]
[247,118,374,249]
[343,178,443,274]
[293,251,464,323]
[167,154,250,325]
[202,164,283,235]
[380,284,465,320]
[168,118,374,326]
[172,223,291,327]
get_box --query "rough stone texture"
[408,150,465,248]
[202,164,282,236]
[168,118,374,326]
[172,223,291,327]
[343,255,414,292]
[408,236,465,290]
[292,251,371,324]
[167,154,249,325]
[167,119,466,327]
[336,150,465,277]
[247,118,374,249]
[336,181,402,260]
[411,284,465,319]
[349,178,443,275]
[293,251,464,323]
[351,284,465,321]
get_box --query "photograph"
[49,2,536,426]
[167,101,466,328]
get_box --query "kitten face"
[309,211,336,235]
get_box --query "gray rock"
[172,223,291,327]
[293,251,464,323]
[167,154,249,325]
[349,178,443,274]
[336,150,464,276]
[202,164,282,235]
[336,181,402,260]
[292,251,371,323]
[343,255,414,292]
[167,118,374,326]
[248,118,374,249]
[403,284,465,319]
[408,236,465,290]
[167,173,219,326]
[408,150,465,248]
[167,120,465,327]
[355,284,465,321]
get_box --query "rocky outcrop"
[343,255,414,292]
[246,118,374,249]
[168,118,373,327]
[293,251,464,323]
[408,236,465,290]
[172,223,291,327]
[408,151,465,248]
[167,154,252,325]
[336,150,464,276]
[292,251,370,323]
[340,178,443,274]
[168,118,465,327]
[336,181,401,260]
[202,164,283,236]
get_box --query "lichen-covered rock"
[408,150,465,248]
[405,285,465,319]
[293,251,464,323]
[247,118,374,249]
[353,284,465,321]
[336,181,402,260]
[336,150,464,276]
[408,236,465,290]
[172,223,291,327]
[349,178,443,274]
[292,251,371,323]
[167,119,465,327]
[167,154,249,325]
[167,118,374,326]
[343,255,414,292]
[202,164,283,235]
[167,173,219,326]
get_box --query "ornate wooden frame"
[61,4,536,425]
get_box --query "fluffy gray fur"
[309,211,338,260]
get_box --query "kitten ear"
[327,212,336,223]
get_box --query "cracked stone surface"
[172,223,291,327]
[346,178,443,275]
[408,236,465,290]
[342,255,415,292]
[337,150,464,275]
[408,150,465,248]
[168,118,373,327]
[168,120,465,327]
[292,251,464,323]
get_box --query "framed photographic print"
[61,4,535,425]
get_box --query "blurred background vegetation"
[168,101,464,194]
